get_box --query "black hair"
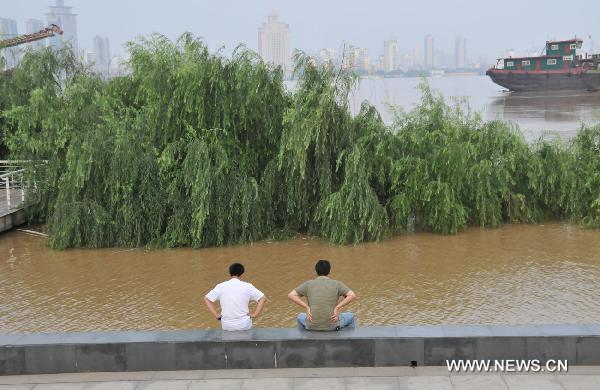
[315,259,331,276]
[229,263,245,277]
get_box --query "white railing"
[0,169,25,211]
[0,160,25,175]
[0,161,27,214]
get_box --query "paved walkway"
[1,367,600,389]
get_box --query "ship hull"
[486,70,600,92]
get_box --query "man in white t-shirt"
[204,263,266,331]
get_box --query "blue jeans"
[297,312,355,330]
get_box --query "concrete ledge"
[0,208,25,233]
[1,324,599,375]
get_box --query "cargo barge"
[486,38,600,92]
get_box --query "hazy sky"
[3,0,600,61]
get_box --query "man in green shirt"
[287,259,357,331]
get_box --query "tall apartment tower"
[455,34,466,69]
[319,48,336,66]
[93,36,111,79]
[0,18,19,69]
[46,0,78,54]
[383,38,398,72]
[341,45,356,69]
[258,12,291,77]
[355,48,371,73]
[424,34,434,69]
[25,19,45,51]
[413,44,422,67]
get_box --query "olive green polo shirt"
[294,276,351,331]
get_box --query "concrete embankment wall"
[0,209,25,234]
[1,324,599,375]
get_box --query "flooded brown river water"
[1,223,600,334]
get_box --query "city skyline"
[1,1,123,76]
[3,3,481,77]
[3,0,599,63]
[0,9,493,75]
[0,12,583,77]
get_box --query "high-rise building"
[0,18,19,69]
[341,45,356,70]
[92,36,111,78]
[455,34,466,69]
[46,0,78,54]
[83,48,95,67]
[109,55,124,78]
[383,38,397,72]
[25,19,44,33]
[436,50,451,69]
[377,54,385,73]
[424,34,434,69]
[413,44,422,67]
[355,47,371,73]
[319,48,336,66]
[340,46,370,73]
[258,12,291,77]
[25,19,45,51]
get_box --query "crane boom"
[0,24,63,49]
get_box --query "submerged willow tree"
[1,33,599,249]
[3,35,289,249]
[380,84,538,234]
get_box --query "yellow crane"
[1,24,63,74]
[0,24,63,49]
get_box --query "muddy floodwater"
[1,223,600,334]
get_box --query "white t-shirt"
[205,278,265,331]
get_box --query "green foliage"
[276,52,358,230]
[315,145,389,244]
[314,104,390,244]
[1,36,599,250]
[0,46,80,157]
[3,36,286,248]
[568,125,600,227]
[382,84,534,234]
[527,139,573,217]
[174,129,264,248]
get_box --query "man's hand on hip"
[331,307,340,322]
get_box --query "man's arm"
[204,296,221,320]
[250,296,267,319]
[287,290,313,322]
[331,290,357,322]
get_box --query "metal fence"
[0,161,26,215]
